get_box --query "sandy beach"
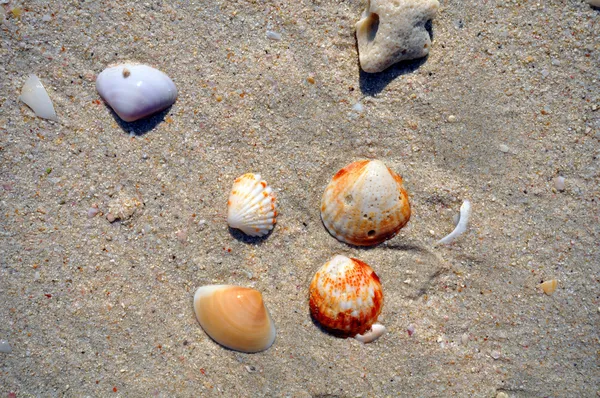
[1,0,599,396]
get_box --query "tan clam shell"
[193,285,276,353]
[320,160,411,246]
[227,173,277,237]
[309,255,383,336]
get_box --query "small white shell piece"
[436,200,471,245]
[354,323,386,344]
[96,64,177,122]
[227,173,277,237]
[19,75,58,121]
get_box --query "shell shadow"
[104,103,173,136]
[356,19,434,96]
[309,313,352,339]
[321,217,422,252]
[358,56,428,96]
[228,226,273,245]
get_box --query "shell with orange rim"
[309,255,383,337]
[194,285,276,353]
[320,159,410,246]
[227,173,277,237]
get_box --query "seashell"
[193,285,276,353]
[309,255,383,337]
[436,200,471,245]
[539,279,557,296]
[96,64,177,122]
[227,173,277,237]
[354,323,386,344]
[19,75,58,121]
[320,159,410,246]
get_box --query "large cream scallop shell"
[227,173,277,237]
[320,159,410,246]
[309,255,383,336]
[193,285,276,353]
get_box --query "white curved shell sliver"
[436,200,471,245]
[354,323,386,344]
[227,173,277,237]
[19,75,58,121]
[96,64,177,122]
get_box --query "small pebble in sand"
[496,392,509,398]
[461,333,469,345]
[0,339,12,353]
[490,350,501,360]
[352,102,364,113]
[554,176,565,192]
[41,14,51,22]
[407,324,415,336]
[447,115,457,123]
[499,144,510,153]
[176,229,188,243]
[87,207,100,218]
[539,279,557,295]
[106,194,143,223]
[266,30,281,41]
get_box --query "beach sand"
[1,0,599,396]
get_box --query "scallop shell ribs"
[309,255,383,336]
[321,159,410,246]
[227,173,277,237]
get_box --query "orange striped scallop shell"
[309,255,383,336]
[320,159,410,246]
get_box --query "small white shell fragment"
[539,279,557,295]
[554,176,565,192]
[19,75,58,121]
[227,173,277,237]
[499,144,510,153]
[96,64,177,122]
[352,102,364,113]
[436,200,471,245]
[87,207,100,218]
[355,0,439,73]
[266,30,281,41]
[354,323,386,344]
[0,339,11,353]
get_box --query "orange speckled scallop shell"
[320,160,411,246]
[309,255,383,336]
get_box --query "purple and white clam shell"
[96,64,177,122]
